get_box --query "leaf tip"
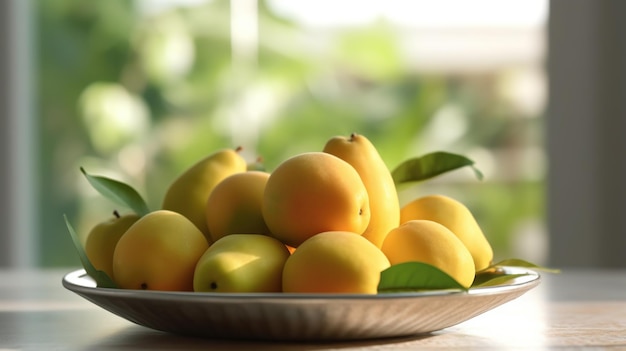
[472,166,484,181]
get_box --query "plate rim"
[62,266,540,302]
[61,266,542,341]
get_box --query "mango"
[382,219,476,288]
[112,210,209,291]
[85,211,140,280]
[262,152,371,247]
[193,234,290,293]
[282,231,390,294]
[162,147,247,242]
[323,133,400,248]
[400,194,493,271]
[205,171,271,243]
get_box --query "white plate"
[62,267,539,341]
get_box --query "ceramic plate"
[62,267,539,341]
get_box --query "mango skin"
[112,210,209,291]
[382,219,476,288]
[162,148,247,243]
[85,212,140,280]
[400,194,494,272]
[262,152,371,248]
[323,133,400,248]
[193,234,290,293]
[205,171,271,243]
[282,231,390,294]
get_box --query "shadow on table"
[86,325,436,350]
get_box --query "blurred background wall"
[0,0,10,267]
[0,0,37,268]
[0,0,623,269]
[548,0,626,267]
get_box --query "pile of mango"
[84,133,493,294]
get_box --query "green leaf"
[80,167,150,216]
[64,215,117,288]
[391,151,484,185]
[378,262,467,293]
[472,258,559,287]
[486,258,561,273]
[472,272,531,287]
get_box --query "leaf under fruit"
[64,215,117,288]
[378,262,467,293]
[378,258,558,293]
[472,258,559,287]
[472,272,531,287]
[391,151,484,185]
[485,258,561,273]
[80,167,150,216]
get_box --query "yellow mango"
[400,194,493,271]
[205,171,271,243]
[323,133,400,248]
[162,147,247,242]
[112,210,209,291]
[262,152,370,247]
[282,231,390,294]
[382,219,476,288]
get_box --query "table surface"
[1,268,625,350]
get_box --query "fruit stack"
[79,133,493,294]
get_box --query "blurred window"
[14,0,549,266]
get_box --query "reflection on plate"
[62,267,539,341]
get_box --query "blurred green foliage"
[37,0,545,266]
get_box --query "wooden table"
[1,268,625,350]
